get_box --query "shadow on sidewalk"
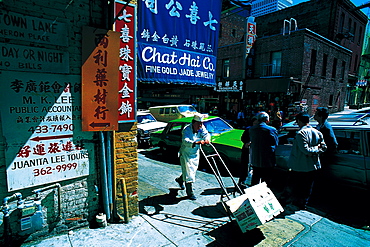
[139,188,192,215]
[192,202,229,219]
[201,187,237,196]
[205,220,265,247]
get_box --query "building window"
[271,51,282,76]
[322,54,328,77]
[341,61,346,80]
[310,49,317,75]
[358,26,363,45]
[332,58,338,79]
[348,18,352,34]
[329,94,334,106]
[339,13,345,33]
[222,59,230,78]
[231,29,236,37]
[353,22,357,38]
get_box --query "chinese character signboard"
[115,1,136,122]
[216,80,244,92]
[244,17,256,79]
[82,27,120,131]
[245,16,256,57]
[356,79,368,86]
[0,71,90,191]
[137,0,222,86]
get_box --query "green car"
[150,116,244,173]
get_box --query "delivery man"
[175,113,210,200]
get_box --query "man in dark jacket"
[249,112,279,186]
[314,107,338,154]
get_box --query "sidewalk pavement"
[21,151,370,247]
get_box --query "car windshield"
[204,118,233,135]
[178,105,197,113]
[138,114,156,124]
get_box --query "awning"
[245,78,291,93]
[138,97,187,104]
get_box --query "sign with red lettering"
[115,1,136,122]
[0,71,90,191]
[245,17,256,57]
[82,27,120,131]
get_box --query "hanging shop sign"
[216,80,244,92]
[0,10,68,46]
[245,16,256,57]
[137,0,222,86]
[115,1,137,122]
[0,71,90,191]
[81,27,120,131]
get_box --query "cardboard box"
[225,182,284,232]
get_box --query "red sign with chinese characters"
[246,17,256,57]
[115,1,136,122]
[82,27,120,131]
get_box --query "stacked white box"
[225,182,284,232]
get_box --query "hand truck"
[199,143,245,219]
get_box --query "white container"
[96,213,107,227]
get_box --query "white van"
[149,105,198,122]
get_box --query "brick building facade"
[218,0,367,116]
[0,0,138,245]
[251,29,351,116]
[255,0,368,108]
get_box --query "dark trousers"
[287,170,317,208]
[239,148,250,182]
[251,166,274,187]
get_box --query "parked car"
[150,116,244,173]
[137,111,167,148]
[149,105,199,122]
[276,115,370,191]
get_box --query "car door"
[365,131,370,189]
[326,129,367,189]
[163,122,185,150]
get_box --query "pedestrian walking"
[271,108,283,130]
[175,113,210,200]
[286,112,327,210]
[238,116,258,188]
[249,112,279,187]
[237,109,246,128]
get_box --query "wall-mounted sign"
[0,10,68,46]
[245,16,256,57]
[0,71,89,191]
[137,0,222,86]
[216,80,244,92]
[0,43,69,73]
[356,79,368,86]
[81,27,120,131]
[115,1,136,122]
